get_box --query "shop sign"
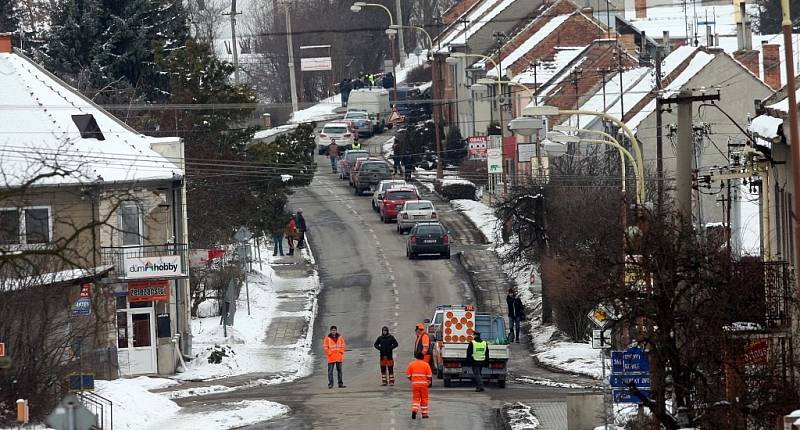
[467,136,489,160]
[123,255,182,279]
[128,280,170,303]
[79,283,91,298]
[0,342,4,357]
[71,298,91,316]
[744,339,769,366]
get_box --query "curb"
[496,406,513,430]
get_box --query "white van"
[347,88,391,134]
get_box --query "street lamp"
[389,24,433,55]
[351,1,399,102]
[523,104,644,204]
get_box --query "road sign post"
[46,394,97,430]
[610,347,651,405]
[233,227,253,316]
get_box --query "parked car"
[344,110,374,137]
[349,157,371,187]
[372,180,408,211]
[406,222,450,259]
[316,121,355,154]
[380,186,420,223]
[396,200,437,234]
[353,160,392,195]
[339,150,370,180]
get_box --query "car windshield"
[387,190,417,200]
[382,182,406,190]
[323,126,347,134]
[346,112,367,119]
[415,225,443,235]
[362,163,389,173]
[346,152,369,162]
[405,202,432,211]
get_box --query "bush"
[434,179,477,200]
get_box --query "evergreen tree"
[43,0,188,103]
[754,0,800,33]
[0,0,17,34]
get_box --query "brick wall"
[634,0,647,18]
[733,50,760,78]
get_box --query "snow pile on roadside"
[290,94,341,124]
[96,377,288,430]
[382,137,395,160]
[450,199,500,243]
[177,245,319,382]
[532,325,604,379]
[505,402,540,429]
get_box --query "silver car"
[397,200,437,234]
[372,180,409,212]
[316,122,355,154]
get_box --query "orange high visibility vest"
[323,335,346,363]
[415,333,430,356]
[406,359,432,385]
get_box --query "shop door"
[116,308,157,375]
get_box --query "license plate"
[413,215,425,219]
[424,239,436,244]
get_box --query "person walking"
[329,141,340,173]
[466,330,489,392]
[323,326,346,389]
[295,209,307,249]
[271,227,284,257]
[405,351,432,419]
[352,77,364,90]
[413,323,432,387]
[285,215,297,256]
[392,140,402,176]
[373,326,399,386]
[340,78,352,107]
[402,151,414,181]
[506,288,526,343]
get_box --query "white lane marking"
[393,321,398,327]
[389,275,395,281]
[395,304,400,309]
[395,296,399,303]
[395,312,399,317]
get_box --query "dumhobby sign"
[123,255,182,279]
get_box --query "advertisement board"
[487,148,503,173]
[300,57,332,71]
[467,136,489,160]
[128,280,170,303]
[123,255,182,279]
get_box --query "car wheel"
[383,215,390,224]
[498,379,506,389]
[442,251,450,259]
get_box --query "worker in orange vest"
[323,325,346,389]
[414,323,432,387]
[406,351,433,419]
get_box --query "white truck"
[347,88,391,134]
[426,305,509,388]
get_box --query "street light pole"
[285,3,299,113]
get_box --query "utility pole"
[494,31,508,190]
[224,0,241,84]
[394,0,405,64]
[661,90,720,221]
[779,0,800,299]
[285,2,299,113]
[654,45,665,212]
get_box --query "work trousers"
[272,234,284,256]
[411,384,429,417]
[472,364,485,389]
[380,357,395,385]
[327,362,343,387]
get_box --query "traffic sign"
[612,388,651,404]
[610,373,651,388]
[0,342,4,357]
[611,347,650,373]
[71,298,91,316]
[591,328,612,349]
[233,226,253,243]
[46,394,97,430]
[587,304,612,328]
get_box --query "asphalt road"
[177,133,595,429]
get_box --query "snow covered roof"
[713,34,797,87]
[749,114,783,148]
[623,2,758,40]
[436,0,518,50]
[563,67,652,128]
[0,52,182,187]
[252,124,299,142]
[765,86,800,114]
[484,13,575,78]
[511,47,587,86]
[3,265,113,291]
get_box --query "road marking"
[389,275,395,281]
[395,312,399,317]
[395,304,400,309]
[395,296,399,303]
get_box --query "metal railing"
[101,243,189,279]
[77,391,113,430]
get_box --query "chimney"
[0,33,11,54]
[734,50,760,77]
[663,31,671,55]
[762,42,781,90]
[635,0,647,19]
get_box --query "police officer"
[466,330,488,392]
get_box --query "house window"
[0,209,20,244]
[120,203,143,246]
[0,207,51,245]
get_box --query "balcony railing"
[101,243,189,280]
[731,260,794,330]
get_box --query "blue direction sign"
[610,373,651,388]
[611,347,650,373]
[71,298,91,316]
[613,388,651,404]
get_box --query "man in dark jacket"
[295,209,307,249]
[340,78,352,107]
[402,151,414,181]
[506,288,525,343]
[374,326,399,386]
[466,331,489,392]
[352,78,364,90]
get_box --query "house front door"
[116,307,157,375]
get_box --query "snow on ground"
[289,94,342,124]
[96,377,288,430]
[450,199,501,243]
[177,244,319,382]
[505,402,541,429]
[382,136,395,160]
[532,325,605,379]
